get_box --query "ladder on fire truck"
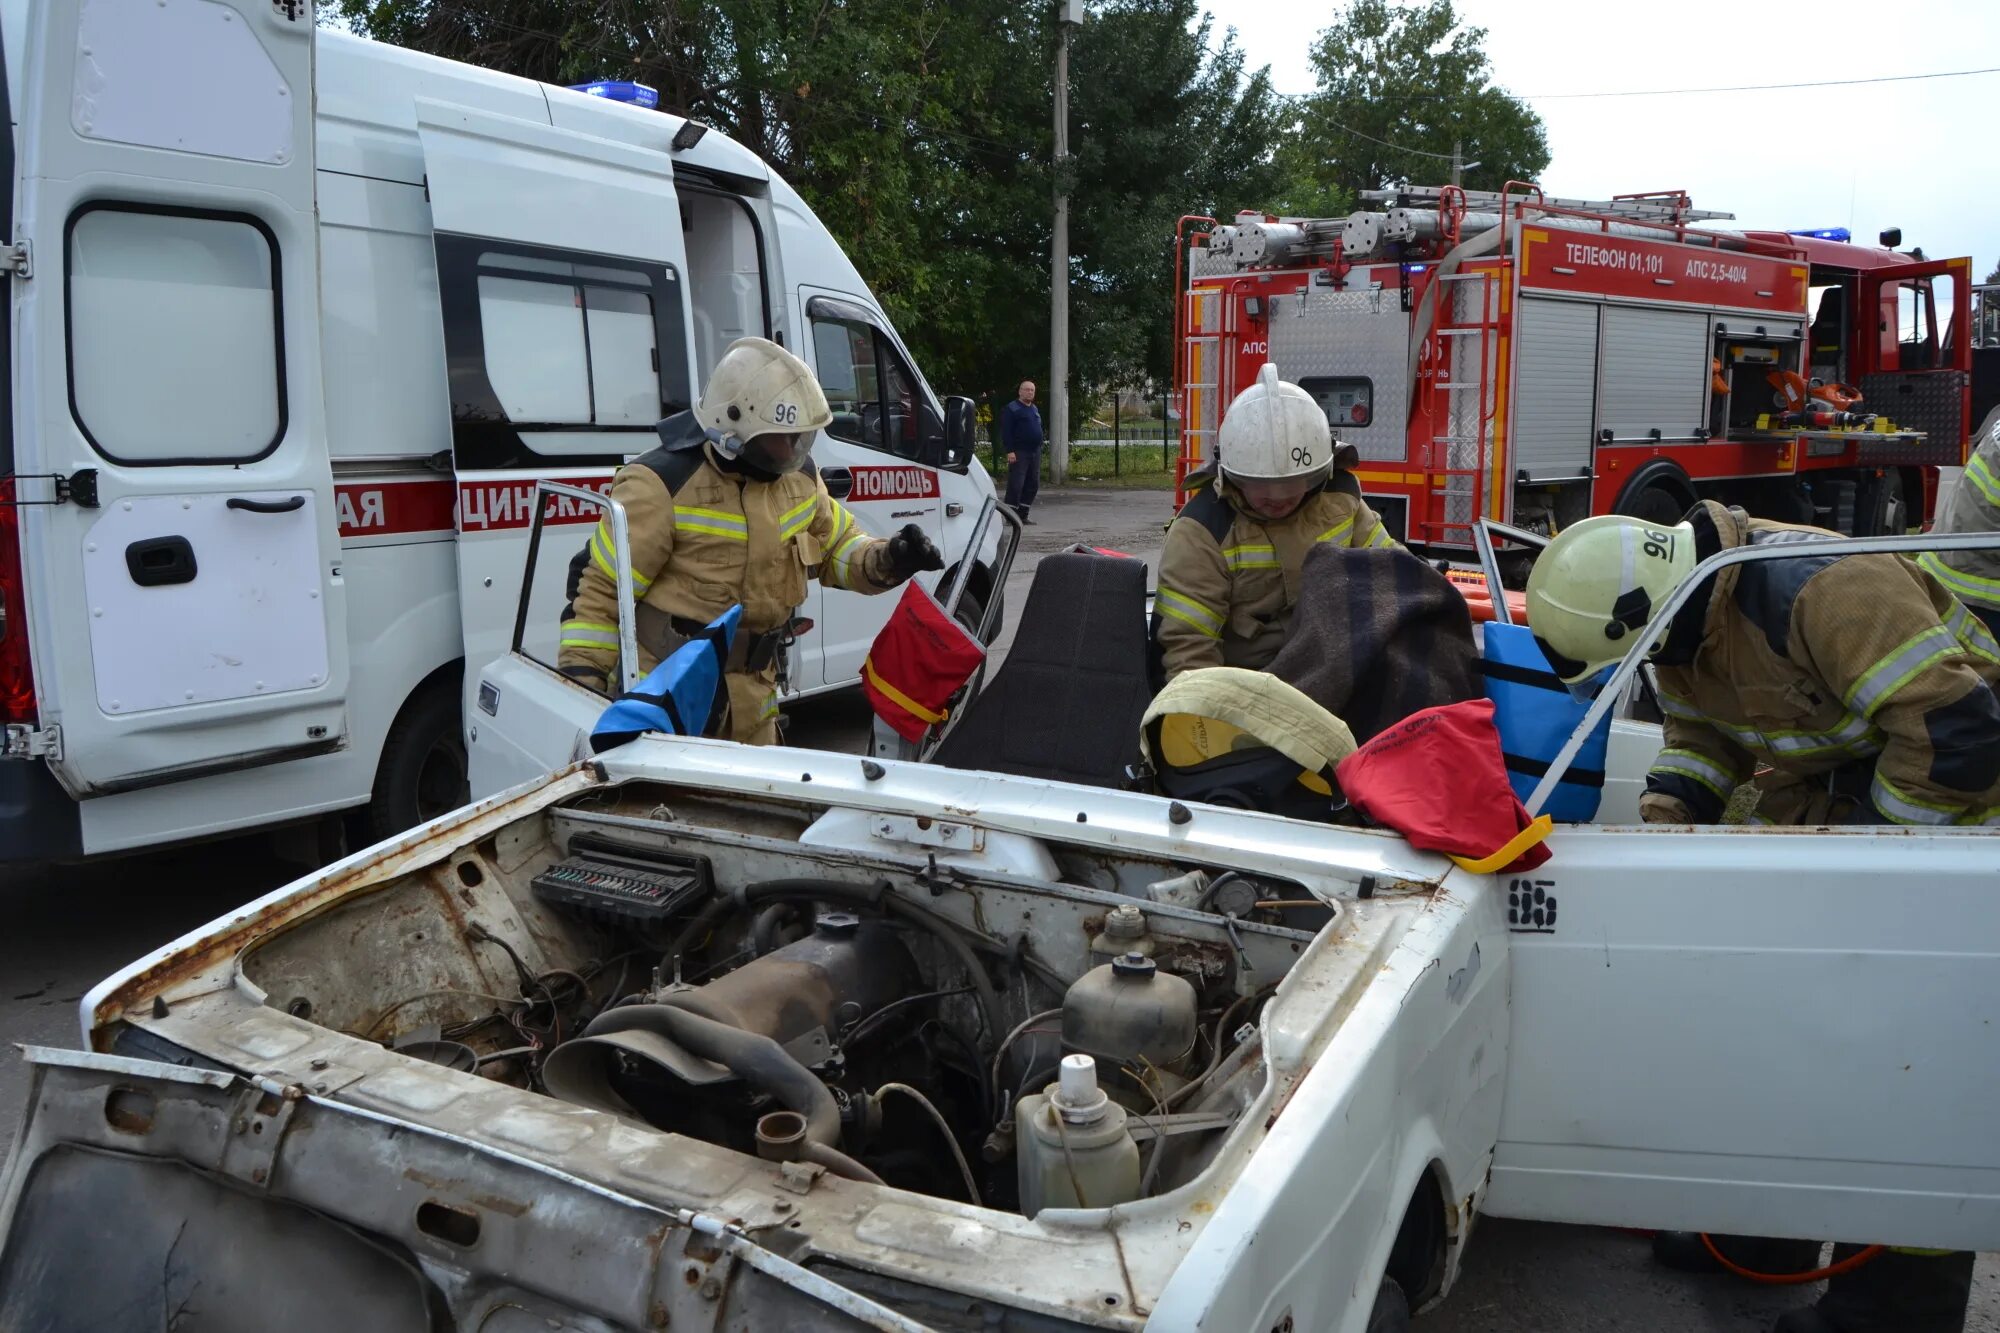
[1416,263,1505,546]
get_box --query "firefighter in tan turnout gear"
[1920,404,2000,638]
[1527,500,1996,1333]
[1152,364,1398,683]
[558,337,942,743]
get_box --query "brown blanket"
[1266,545,1478,743]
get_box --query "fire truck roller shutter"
[1598,306,1710,446]
[1512,299,1601,479]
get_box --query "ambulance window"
[880,344,942,462]
[65,204,284,464]
[808,307,940,461]
[436,237,690,471]
[811,316,880,447]
[475,263,662,445]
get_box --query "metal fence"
[984,393,1176,478]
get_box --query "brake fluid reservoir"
[1016,1055,1141,1217]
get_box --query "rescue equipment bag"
[589,606,740,753]
[1334,698,1553,873]
[1477,621,1611,823]
[1139,668,1355,822]
[862,580,986,742]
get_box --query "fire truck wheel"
[367,679,470,840]
[1366,1276,1411,1332]
[1618,483,1688,529]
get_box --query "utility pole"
[1050,0,1081,483]
[1450,142,1480,190]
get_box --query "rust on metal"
[87,769,599,1045]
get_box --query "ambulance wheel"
[367,679,469,840]
[1366,1276,1411,1332]
[953,588,988,641]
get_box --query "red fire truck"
[1173,186,1974,556]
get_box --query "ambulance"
[0,0,1008,862]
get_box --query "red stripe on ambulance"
[846,466,940,502]
[335,476,616,537]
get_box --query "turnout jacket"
[1154,464,1397,682]
[1644,501,2000,827]
[557,438,899,682]
[1919,404,2000,633]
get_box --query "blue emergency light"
[1787,226,1852,242]
[569,80,659,110]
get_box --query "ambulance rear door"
[413,98,695,721]
[12,0,351,797]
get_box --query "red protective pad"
[862,580,987,742]
[1334,698,1552,872]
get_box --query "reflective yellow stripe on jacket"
[590,523,654,592]
[1220,543,1279,571]
[1649,748,1741,802]
[1156,587,1223,639]
[673,505,749,541]
[778,495,817,541]
[558,620,620,651]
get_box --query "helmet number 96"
[773,402,799,426]
[1643,528,1676,561]
[1290,445,1315,465]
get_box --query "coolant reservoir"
[1016,1055,1141,1217]
[1062,952,1198,1072]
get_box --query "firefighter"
[1152,364,1397,684]
[1526,499,1995,1333]
[1919,404,2000,638]
[557,337,942,744]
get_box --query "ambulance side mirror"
[940,395,977,470]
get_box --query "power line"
[1317,116,1458,160]
[1529,63,2000,99]
[1277,63,2000,104]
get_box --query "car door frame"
[467,481,640,799]
[1486,527,2000,1251]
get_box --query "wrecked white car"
[5,525,1998,1333]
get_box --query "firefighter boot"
[1771,1247,1974,1333]
[1652,1232,1823,1277]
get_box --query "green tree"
[331,0,1047,400]
[1068,1,1287,394]
[328,1,1278,427]
[1285,0,1549,204]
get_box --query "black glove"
[886,523,945,579]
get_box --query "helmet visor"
[742,430,815,476]
[1234,475,1316,520]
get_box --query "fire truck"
[1173,186,1975,556]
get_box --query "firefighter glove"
[887,523,944,579]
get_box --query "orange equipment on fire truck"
[1173,186,1974,555]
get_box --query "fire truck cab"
[1175,187,1973,557]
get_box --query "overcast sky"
[1200,0,2000,281]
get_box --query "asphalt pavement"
[4,483,1994,1329]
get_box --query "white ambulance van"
[0,0,1007,863]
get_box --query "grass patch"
[990,441,1178,491]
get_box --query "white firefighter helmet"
[696,336,832,474]
[1524,514,1700,683]
[1216,363,1332,484]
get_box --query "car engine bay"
[234,781,1340,1217]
